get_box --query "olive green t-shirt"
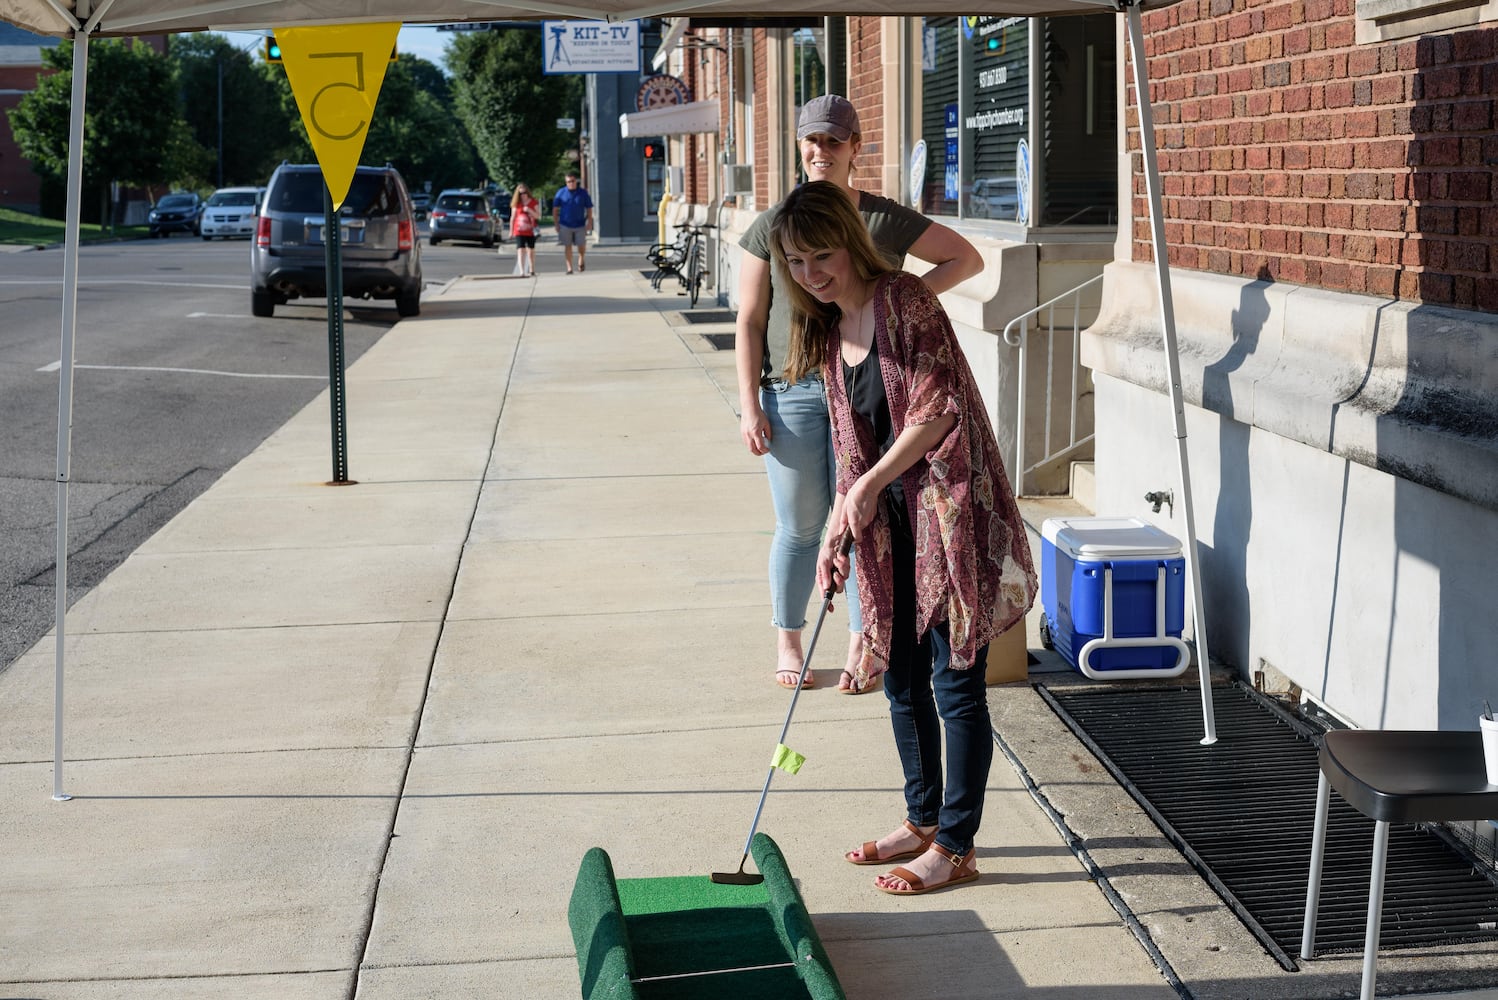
[739,189,932,382]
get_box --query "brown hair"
[769,181,893,384]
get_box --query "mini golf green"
[568,833,845,999]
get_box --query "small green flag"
[771,743,806,774]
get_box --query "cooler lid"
[1041,516,1183,559]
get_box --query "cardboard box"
[985,621,1029,685]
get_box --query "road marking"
[35,361,323,380]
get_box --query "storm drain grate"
[700,333,736,351]
[679,309,737,324]
[1040,683,1498,970]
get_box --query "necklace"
[843,296,874,403]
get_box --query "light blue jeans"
[761,375,862,633]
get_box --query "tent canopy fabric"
[0,0,1183,39]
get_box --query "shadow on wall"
[1383,27,1498,728]
[1198,270,1268,676]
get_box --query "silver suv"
[252,163,422,318]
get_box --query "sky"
[215,24,455,72]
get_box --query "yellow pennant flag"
[771,743,806,775]
[275,22,400,209]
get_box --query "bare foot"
[845,821,935,864]
[776,630,810,688]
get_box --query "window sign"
[543,20,642,74]
[944,104,960,203]
[966,16,1028,222]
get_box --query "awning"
[619,99,719,137]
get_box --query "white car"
[200,186,266,240]
[969,178,1020,221]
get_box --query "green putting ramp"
[568,833,845,1000]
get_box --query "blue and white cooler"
[1040,516,1190,680]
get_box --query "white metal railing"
[1002,273,1103,496]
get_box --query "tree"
[169,33,297,188]
[447,28,582,192]
[263,52,484,194]
[8,39,205,221]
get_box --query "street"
[0,231,509,672]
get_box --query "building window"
[916,14,1116,229]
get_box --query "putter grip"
[823,530,854,600]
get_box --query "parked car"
[199,186,265,240]
[147,192,203,237]
[410,191,431,221]
[428,189,496,247]
[969,177,1020,221]
[488,189,512,230]
[251,163,422,319]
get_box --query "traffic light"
[643,141,665,162]
[265,34,282,62]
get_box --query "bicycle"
[646,217,715,307]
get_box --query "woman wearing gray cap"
[735,95,982,696]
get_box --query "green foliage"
[263,51,483,194]
[169,33,298,187]
[8,38,205,210]
[446,28,582,193]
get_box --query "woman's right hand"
[741,403,771,456]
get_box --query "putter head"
[710,870,764,885]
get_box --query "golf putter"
[713,530,854,886]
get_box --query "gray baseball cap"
[796,95,861,142]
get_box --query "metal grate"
[679,309,737,324]
[1040,683,1498,971]
[700,333,736,351]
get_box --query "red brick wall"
[846,18,884,193]
[0,64,48,211]
[1131,0,1497,311]
[753,29,771,207]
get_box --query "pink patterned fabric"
[827,271,1036,681]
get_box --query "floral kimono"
[826,271,1036,684]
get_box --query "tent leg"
[1125,2,1217,745]
[52,28,90,802]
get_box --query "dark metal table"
[1300,729,1498,999]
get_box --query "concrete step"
[1070,460,1095,514]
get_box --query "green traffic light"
[266,36,282,61]
[987,37,999,50]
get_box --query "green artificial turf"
[568,835,845,1000]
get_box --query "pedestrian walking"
[553,172,594,274]
[510,185,541,277]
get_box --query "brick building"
[646,6,1497,732]
[0,23,57,212]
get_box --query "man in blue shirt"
[552,172,594,273]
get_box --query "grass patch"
[0,207,147,247]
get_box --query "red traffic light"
[643,142,664,161]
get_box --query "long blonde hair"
[769,181,893,384]
[510,186,533,211]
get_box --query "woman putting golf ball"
[770,181,1036,895]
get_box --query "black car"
[251,163,422,318]
[148,192,203,238]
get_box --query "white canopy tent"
[0,0,1216,802]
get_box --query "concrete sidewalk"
[0,247,1492,998]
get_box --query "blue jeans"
[882,504,991,854]
[761,375,861,633]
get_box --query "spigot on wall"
[1145,489,1174,516]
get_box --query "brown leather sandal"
[845,819,938,866]
[875,842,980,895]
